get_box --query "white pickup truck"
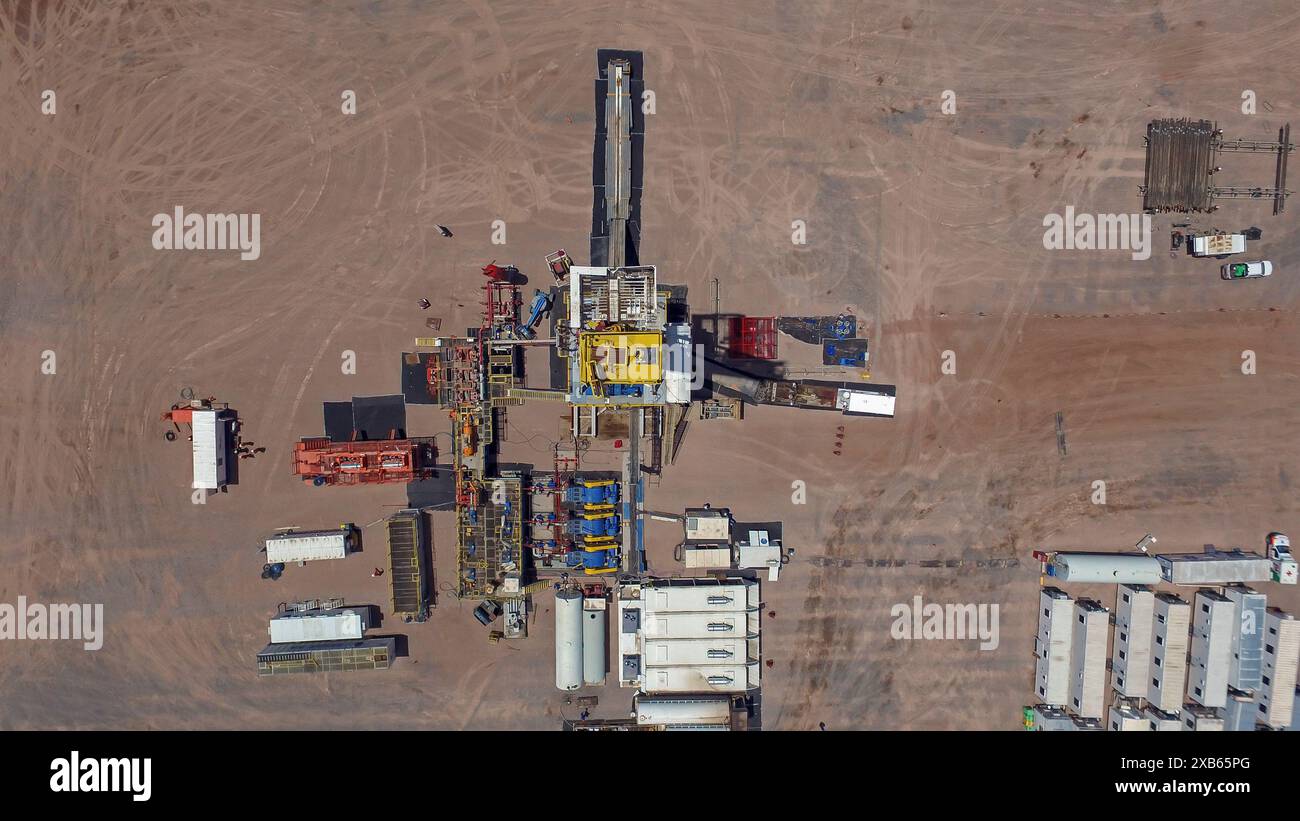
[1267,532,1298,585]
[1190,233,1246,257]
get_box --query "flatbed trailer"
[1190,233,1246,257]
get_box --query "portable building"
[1143,705,1182,731]
[1188,589,1234,707]
[1182,704,1225,731]
[1108,701,1149,731]
[1148,593,1191,712]
[1112,585,1154,698]
[1223,585,1267,691]
[1258,609,1300,728]
[1034,587,1074,705]
[1069,599,1109,719]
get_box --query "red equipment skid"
[293,437,428,486]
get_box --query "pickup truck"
[1221,260,1273,280]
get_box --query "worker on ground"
[371,568,384,578]
[437,225,453,237]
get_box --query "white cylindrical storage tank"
[1051,553,1162,585]
[582,605,607,686]
[555,589,583,691]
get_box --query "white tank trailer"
[1046,553,1163,585]
[635,695,734,728]
[582,598,607,686]
[555,588,584,691]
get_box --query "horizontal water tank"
[1051,553,1162,584]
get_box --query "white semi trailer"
[1190,233,1246,257]
[265,526,356,565]
[1157,549,1272,585]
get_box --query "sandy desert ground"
[1,0,1298,730]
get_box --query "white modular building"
[1223,585,1267,691]
[1258,608,1300,728]
[1031,704,1075,731]
[1223,688,1258,732]
[1181,704,1225,731]
[1034,587,1074,705]
[1142,705,1182,731]
[1188,589,1234,708]
[1069,599,1109,719]
[1112,585,1154,698]
[1107,701,1149,731]
[1148,593,1191,713]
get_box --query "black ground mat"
[352,394,406,440]
[406,471,456,511]
[322,401,354,441]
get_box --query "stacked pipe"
[1142,118,1216,213]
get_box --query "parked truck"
[1267,533,1298,585]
